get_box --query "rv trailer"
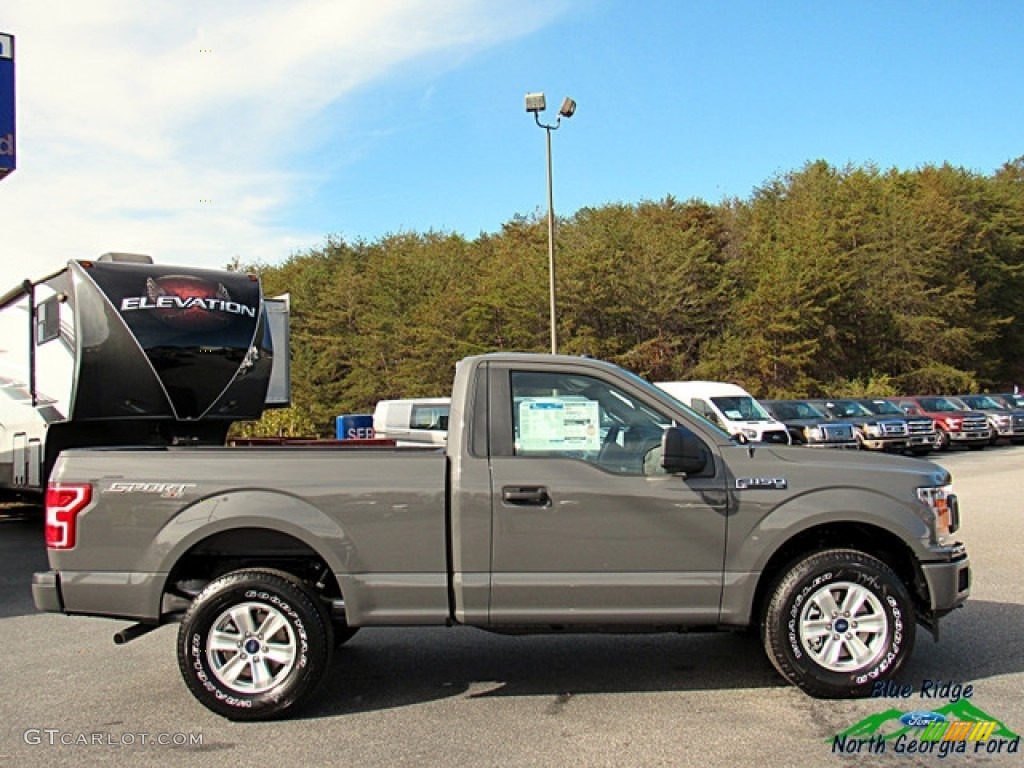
[0,253,289,497]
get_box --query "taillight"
[45,484,92,549]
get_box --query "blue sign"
[0,32,14,179]
[336,414,375,440]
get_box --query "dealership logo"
[830,697,1019,758]
[120,275,256,330]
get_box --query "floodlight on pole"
[524,91,575,355]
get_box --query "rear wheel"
[762,549,914,698]
[177,569,332,720]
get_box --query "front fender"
[718,486,932,625]
[729,485,932,575]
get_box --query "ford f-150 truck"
[33,353,970,720]
[890,397,991,451]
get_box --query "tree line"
[238,157,1024,437]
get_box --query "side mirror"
[661,426,708,475]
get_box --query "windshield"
[860,399,904,416]
[768,401,825,420]
[960,395,1004,410]
[825,400,874,418]
[711,395,772,422]
[916,397,964,412]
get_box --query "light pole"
[525,92,575,355]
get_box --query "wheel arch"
[154,490,350,619]
[748,522,929,630]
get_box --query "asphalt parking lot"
[1,447,1022,767]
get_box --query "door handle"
[501,486,551,506]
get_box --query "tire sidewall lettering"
[767,551,915,697]
[179,573,327,716]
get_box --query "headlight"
[944,417,962,430]
[741,428,758,439]
[917,484,960,538]
[805,426,823,441]
[863,423,882,437]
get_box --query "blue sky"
[2,1,1022,285]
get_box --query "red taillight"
[45,484,92,549]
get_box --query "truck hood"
[725,443,949,486]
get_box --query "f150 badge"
[103,482,197,498]
[736,477,788,490]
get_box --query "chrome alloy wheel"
[798,581,888,672]
[206,601,297,694]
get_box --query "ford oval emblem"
[899,710,947,728]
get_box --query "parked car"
[889,397,991,451]
[655,381,791,444]
[760,400,858,448]
[954,394,1024,445]
[856,399,938,456]
[808,399,910,452]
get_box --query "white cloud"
[0,0,564,285]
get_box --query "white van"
[654,381,791,444]
[372,397,450,447]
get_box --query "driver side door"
[485,363,729,626]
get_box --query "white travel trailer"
[654,380,791,444]
[0,253,290,496]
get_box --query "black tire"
[177,569,332,720]
[762,549,915,698]
[935,429,950,451]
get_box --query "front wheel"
[935,429,950,451]
[762,549,915,698]
[177,569,332,720]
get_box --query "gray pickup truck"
[33,353,970,720]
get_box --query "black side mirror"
[661,426,708,475]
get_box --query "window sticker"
[518,397,601,453]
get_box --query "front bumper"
[920,547,971,616]
[948,430,991,444]
[860,437,907,451]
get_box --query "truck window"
[509,371,669,475]
[410,404,449,431]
